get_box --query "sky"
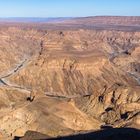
[0,0,139,17]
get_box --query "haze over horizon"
[0,0,140,18]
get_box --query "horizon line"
[0,15,140,18]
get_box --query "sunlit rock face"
[0,17,140,139]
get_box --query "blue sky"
[0,0,140,17]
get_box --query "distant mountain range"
[0,16,140,26]
[0,16,140,31]
[0,17,73,23]
[62,16,140,26]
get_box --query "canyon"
[0,16,140,139]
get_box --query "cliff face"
[0,22,140,139]
[6,30,140,96]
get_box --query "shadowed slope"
[15,128,140,140]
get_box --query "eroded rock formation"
[0,17,140,139]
